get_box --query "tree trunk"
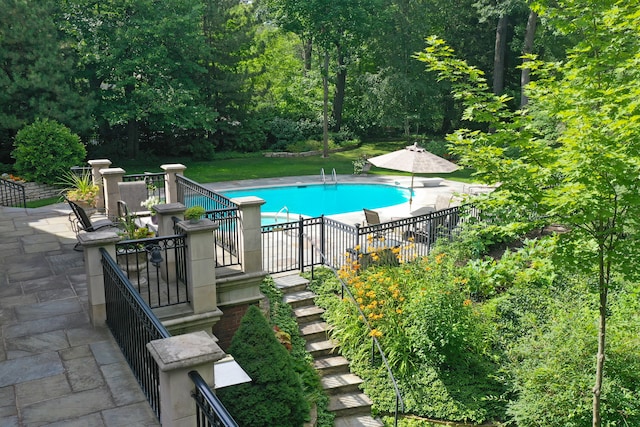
[302,37,312,74]
[521,10,538,107]
[332,45,346,132]
[126,118,139,159]
[493,15,508,95]
[593,243,608,427]
[322,51,329,158]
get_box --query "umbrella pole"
[410,174,414,211]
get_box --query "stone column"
[232,196,265,274]
[100,167,126,219]
[153,203,186,283]
[161,164,187,204]
[77,230,121,327]
[177,219,219,314]
[147,331,226,427]
[88,159,112,211]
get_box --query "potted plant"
[116,213,155,278]
[184,205,206,223]
[59,170,100,209]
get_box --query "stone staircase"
[273,274,384,427]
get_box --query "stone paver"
[0,204,160,426]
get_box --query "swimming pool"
[223,183,411,218]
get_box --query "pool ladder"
[274,206,290,223]
[321,168,337,185]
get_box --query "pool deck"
[207,174,476,225]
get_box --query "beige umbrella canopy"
[367,142,459,209]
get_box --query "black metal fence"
[189,371,239,427]
[262,205,479,274]
[115,235,189,309]
[0,177,26,208]
[176,175,241,268]
[101,247,170,420]
[123,172,165,201]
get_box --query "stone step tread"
[334,415,384,427]
[306,339,339,355]
[328,392,373,412]
[282,290,317,305]
[299,321,328,336]
[294,305,324,318]
[273,274,310,290]
[313,355,350,371]
[321,373,364,390]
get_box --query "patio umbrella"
[367,142,459,209]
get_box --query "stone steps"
[273,274,383,427]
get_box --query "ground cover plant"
[307,217,640,426]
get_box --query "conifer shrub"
[217,305,309,427]
[12,118,86,184]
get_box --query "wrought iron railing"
[189,371,239,427]
[262,205,479,274]
[123,172,165,201]
[101,248,170,420]
[176,175,240,268]
[0,177,27,208]
[115,235,188,309]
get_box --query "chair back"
[117,181,149,215]
[363,208,381,225]
[65,197,94,231]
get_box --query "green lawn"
[118,141,475,184]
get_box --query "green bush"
[217,305,309,427]
[12,118,86,184]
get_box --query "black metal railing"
[262,205,479,274]
[0,177,27,208]
[176,175,240,268]
[101,248,170,420]
[189,371,239,427]
[115,235,188,309]
[123,172,166,201]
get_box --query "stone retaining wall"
[22,182,62,202]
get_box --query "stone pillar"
[77,230,121,327]
[161,164,187,204]
[153,203,186,283]
[88,159,112,211]
[177,219,219,314]
[232,196,265,274]
[100,167,126,219]
[147,331,226,427]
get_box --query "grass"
[118,141,476,184]
[26,196,62,208]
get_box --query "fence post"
[147,331,226,427]
[177,219,220,315]
[100,167,126,219]
[231,196,265,274]
[88,159,111,211]
[161,164,187,204]
[153,203,187,283]
[77,230,121,327]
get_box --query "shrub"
[217,305,309,427]
[12,118,86,184]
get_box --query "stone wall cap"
[176,218,219,232]
[147,331,225,371]
[77,230,121,246]
[154,203,186,215]
[99,167,126,176]
[88,159,112,166]
[160,164,187,172]
[231,196,265,207]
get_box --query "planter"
[117,248,148,285]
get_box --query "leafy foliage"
[12,119,86,184]
[217,305,309,427]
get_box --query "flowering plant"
[140,195,164,214]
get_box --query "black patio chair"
[65,196,118,250]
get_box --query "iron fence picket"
[115,235,188,309]
[101,248,170,420]
[189,371,239,427]
[0,177,27,208]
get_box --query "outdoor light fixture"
[146,244,164,267]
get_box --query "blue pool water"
[222,183,411,217]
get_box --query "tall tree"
[417,1,640,425]
[62,0,212,158]
[0,0,92,163]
